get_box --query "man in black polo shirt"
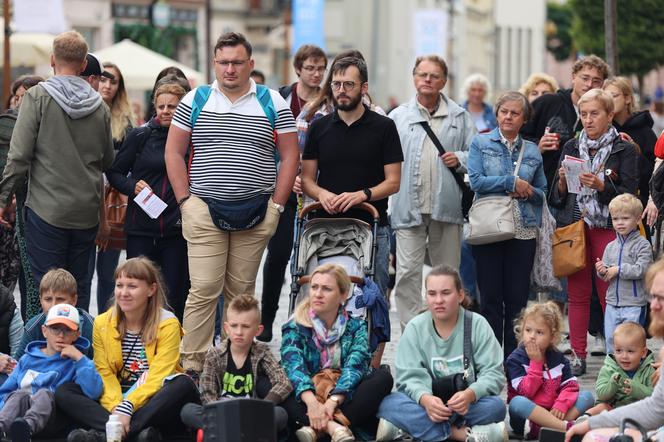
[301,56,403,297]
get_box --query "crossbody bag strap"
[419,121,469,193]
[513,138,527,177]
[463,309,473,380]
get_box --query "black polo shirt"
[303,106,403,225]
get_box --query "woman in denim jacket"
[468,91,547,359]
[280,263,393,442]
[549,89,638,376]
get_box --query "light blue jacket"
[467,128,547,227]
[389,95,477,228]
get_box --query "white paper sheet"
[134,187,167,219]
[562,155,591,195]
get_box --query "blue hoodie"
[0,336,103,406]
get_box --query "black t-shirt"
[303,106,404,225]
[221,355,253,398]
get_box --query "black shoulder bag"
[432,309,474,403]
[419,121,474,218]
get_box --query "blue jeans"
[460,238,479,303]
[87,247,121,314]
[374,225,390,297]
[508,391,595,434]
[378,392,506,442]
[604,304,647,353]
[25,208,97,311]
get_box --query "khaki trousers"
[394,215,461,329]
[179,195,280,371]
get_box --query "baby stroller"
[288,202,379,324]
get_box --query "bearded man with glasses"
[301,56,403,302]
[389,55,477,329]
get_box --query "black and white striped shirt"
[172,80,296,201]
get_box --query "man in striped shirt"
[165,32,299,375]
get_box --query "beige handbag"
[466,145,526,245]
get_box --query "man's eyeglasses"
[302,65,326,73]
[331,81,358,91]
[214,59,248,68]
[649,293,664,304]
[414,71,444,81]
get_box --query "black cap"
[81,53,115,79]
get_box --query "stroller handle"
[299,274,365,286]
[298,202,380,221]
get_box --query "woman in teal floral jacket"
[280,263,393,442]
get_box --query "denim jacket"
[463,101,498,132]
[280,317,370,401]
[389,95,477,228]
[468,127,547,227]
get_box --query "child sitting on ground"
[0,304,102,441]
[506,302,594,439]
[180,294,292,433]
[581,322,655,418]
[595,193,652,354]
[15,269,95,359]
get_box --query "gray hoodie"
[40,76,102,119]
[600,229,653,307]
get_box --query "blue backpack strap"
[256,84,276,130]
[190,85,212,128]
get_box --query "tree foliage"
[568,0,664,77]
[546,2,574,62]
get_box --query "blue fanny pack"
[203,193,270,231]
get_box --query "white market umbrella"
[0,32,53,67]
[95,39,205,90]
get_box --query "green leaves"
[567,0,664,77]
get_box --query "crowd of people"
[0,27,664,442]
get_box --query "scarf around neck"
[576,126,618,227]
[309,308,348,369]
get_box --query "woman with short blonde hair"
[519,73,559,103]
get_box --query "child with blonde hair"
[595,193,652,354]
[581,322,655,419]
[506,302,594,439]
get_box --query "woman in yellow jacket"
[55,257,200,441]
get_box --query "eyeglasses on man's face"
[414,71,444,81]
[331,81,359,91]
[649,293,664,304]
[302,65,326,73]
[214,59,249,69]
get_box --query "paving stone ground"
[19,251,662,441]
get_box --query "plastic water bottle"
[106,415,123,442]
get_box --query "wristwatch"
[328,395,341,405]
[273,202,285,213]
[362,187,372,202]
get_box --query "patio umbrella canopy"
[95,39,205,90]
[0,33,54,67]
